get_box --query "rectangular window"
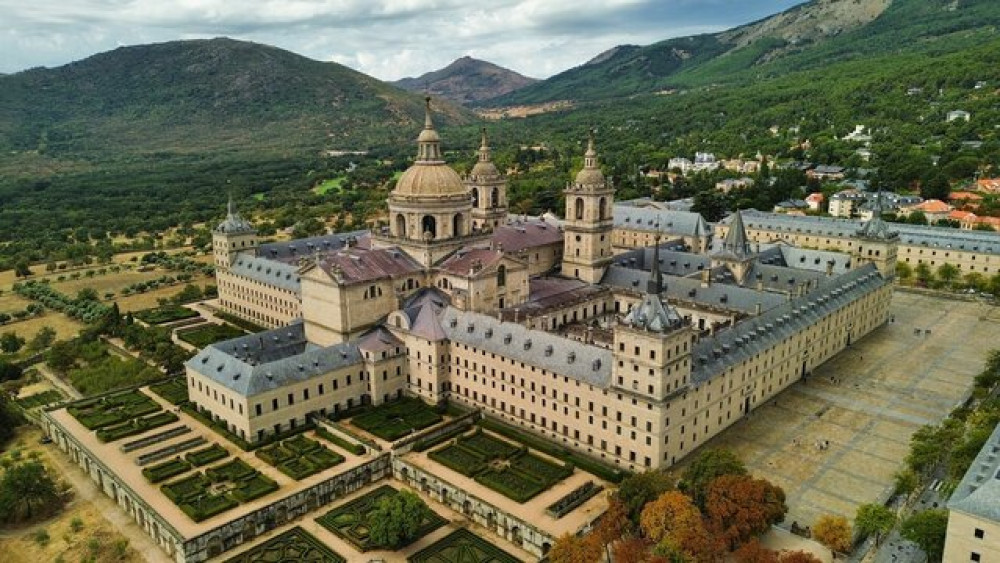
[974,528,984,539]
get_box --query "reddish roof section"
[950,191,984,201]
[491,220,563,253]
[949,210,976,221]
[438,247,504,277]
[806,193,825,202]
[913,199,953,213]
[317,247,422,284]
[976,179,1000,193]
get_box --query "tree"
[612,537,653,563]
[549,533,601,563]
[680,448,747,508]
[640,491,720,562]
[812,514,852,554]
[367,490,426,548]
[592,498,629,558]
[734,539,780,563]
[28,327,57,352]
[896,261,913,281]
[914,262,933,285]
[13,260,32,278]
[0,332,25,354]
[894,469,920,496]
[854,503,896,545]
[0,395,22,446]
[704,474,787,550]
[900,509,948,562]
[0,360,23,382]
[937,263,959,287]
[0,461,63,523]
[615,470,675,523]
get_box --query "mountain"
[0,38,472,159]
[393,56,537,105]
[483,0,1000,106]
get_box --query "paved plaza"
[697,290,995,528]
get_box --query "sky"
[0,0,803,81]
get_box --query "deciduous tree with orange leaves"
[813,514,852,554]
[549,532,601,563]
[704,474,788,550]
[734,540,823,563]
[640,491,722,562]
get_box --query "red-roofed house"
[904,199,954,222]
[805,192,825,212]
[976,178,1000,194]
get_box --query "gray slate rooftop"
[185,322,363,397]
[614,206,710,238]
[230,255,301,292]
[257,231,370,263]
[947,420,1000,522]
[440,307,612,387]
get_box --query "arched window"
[471,188,479,208]
[395,214,406,238]
[453,213,464,237]
[497,265,506,287]
[422,215,437,238]
[599,197,607,220]
[491,187,500,208]
[574,198,584,220]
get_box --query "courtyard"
[696,290,995,528]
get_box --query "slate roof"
[725,210,1000,256]
[614,206,710,238]
[690,264,887,384]
[438,247,504,277]
[441,307,612,387]
[491,219,563,253]
[230,255,301,292]
[185,322,363,397]
[602,266,786,315]
[947,420,1000,522]
[714,209,752,261]
[502,277,609,320]
[257,231,370,263]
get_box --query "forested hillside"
[486,0,1000,106]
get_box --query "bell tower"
[854,190,899,279]
[562,131,614,284]
[212,198,257,269]
[466,128,507,230]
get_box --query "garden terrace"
[149,378,189,405]
[224,526,346,563]
[315,484,446,552]
[15,389,63,409]
[256,434,345,480]
[95,411,179,442]
[136,437,205,465]
[160,458,280,521]
[349,397,443,441]
[67,389,161,429]
[408,528,520,563]
[177,323,246,348]
[185,443,229,466]
[134,304,200,325]
[428,429,572,503]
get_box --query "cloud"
[0,0,801,79]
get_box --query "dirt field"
[1,313,85,341]
[0,427,144,563]
[695,291,991,529]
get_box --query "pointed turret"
[858,188,897,241]
[647,233,663,294]
[575,129,606,186]
[416,96,443,162]
[213,197,257,269]
[722,209,752,258]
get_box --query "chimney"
[826,260,834,276]
[701,269,711,288]
[754,302,762,316]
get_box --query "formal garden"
[67,389,161,429]
[161,458,279,522]
[315,485,446,552]
[255,434,345,480]
[176,322,245,347]
[15,389,63,409]
[428,429,573,503]
[408,528,521,563]
[224,526,346,563]
[134,303,199,324]
[185,443,229,466]
[350,397,442,441]
[149,377,189,405]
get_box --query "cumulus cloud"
[0,0,800,79]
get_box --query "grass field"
[312,175,346,195]
[0,312,84,341]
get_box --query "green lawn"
[312,176,346,195]
[408,528,520,563]
[315,485,445,552]
[225,526,345,563]
[177,323,246,347]
[16,389,64,409]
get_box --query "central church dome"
[393,98,468,197]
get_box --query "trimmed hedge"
[185,443,229,466]
[412,424,471,452]
[177,323,245,348]
[256,436,344,480]
[351,397,442,441]
[143,457,192,483]
[68,390,161,430]
[479,417,626,483]
[546,481,604,519]
[315,426,366,455]
[149,378,189,405]
[96,411,179,442]
[134,304,199,325]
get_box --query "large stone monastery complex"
[203,101,895,472]
[44,101,1000,562]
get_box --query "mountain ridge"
[393,56,537,105]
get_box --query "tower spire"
[478,127,491,163]
[416,96,443,162]
[647,230,663,294]
[424,96,434,130]
[584,128,598,169]
[227,195,234,217]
